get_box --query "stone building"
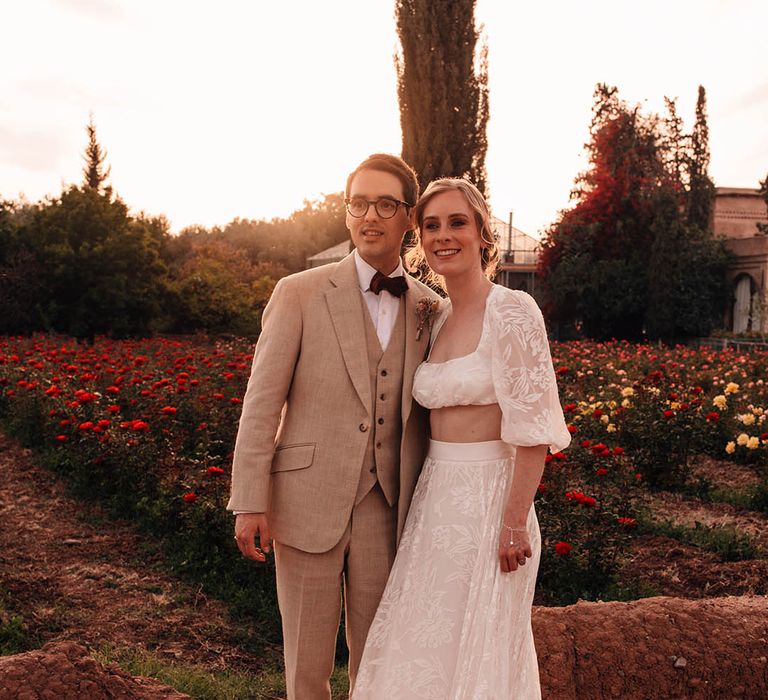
[714,187,768,333]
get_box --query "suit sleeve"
[227,277,303,512]
[489,289,571,454]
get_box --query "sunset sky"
[2,0,767,238]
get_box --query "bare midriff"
[429,403,503,443]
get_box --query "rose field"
[2,333,767,618]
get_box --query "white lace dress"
[352,285,571,700]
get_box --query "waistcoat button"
[380,369,388,377]
[359,423,368,432]
[377,417,384,425]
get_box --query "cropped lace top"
[412,285,571,453]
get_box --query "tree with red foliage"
[539,84,729,341]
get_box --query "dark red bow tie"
[369,271,408,297]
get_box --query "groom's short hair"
[345,154,420,208]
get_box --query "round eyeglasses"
[345,196,411,220]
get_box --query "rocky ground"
[1,434,767,699]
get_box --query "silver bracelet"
[501,524,527,547]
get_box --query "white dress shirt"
[354,249,404,351]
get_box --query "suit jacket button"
[359,423,368,432]
[377,417,384,425]
[380,369,388,377]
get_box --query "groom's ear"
[407,205,417,232]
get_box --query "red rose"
[613,446,625,455]
[617,517,637,529]
[567,424,577,434]
[706,412,719,422]
[596,468,608,477]
[663,410,674,419]
[580,439,592,448]
[108,405,120,414]
[563,403,577,413]
[182,492,198,503]
[78,421,94,431]
[161,406,177,415]
[55,435,68,443]
[207,466,225,476]
[554,541,572,556]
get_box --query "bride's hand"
[498,524,532,573]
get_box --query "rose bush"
[1,335,767,613]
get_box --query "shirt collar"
[353,249,405,293]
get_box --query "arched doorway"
[732,274,760,333]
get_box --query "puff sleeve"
[489,288,571,454]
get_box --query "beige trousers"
[274,483,397,699]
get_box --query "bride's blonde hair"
[405,178,500,289]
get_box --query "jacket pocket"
[270,443,316,473]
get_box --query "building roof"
[715,187,762,197]
[306,239,351,262]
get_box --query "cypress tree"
[82,114,111,192]
[758,173,768,234]
[687,85,714,230]
[395,0,489,196]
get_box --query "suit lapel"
[326,254,372,413]
[401,277,431,425]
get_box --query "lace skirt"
[352,440,541,700]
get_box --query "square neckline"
[425,285,497,366]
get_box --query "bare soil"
[0,433,272,674]
[2,433,768,699]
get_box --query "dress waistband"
[427,439,513,461]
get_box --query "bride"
[351,178,571,699]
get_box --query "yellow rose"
[606,423,616,433]
[600,415,610,424]
[621,398,632,408]
[741,414,756,426]
[725,382,740,395]
[713,395,727,409]
[747,436,760,450]
[737,433,749,446]
[670,402,681,410]
[725,441,736,454]
[621,387,635,398]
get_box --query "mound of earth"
[0,641,189,699]
[534,595,768,699]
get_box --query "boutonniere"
[415,297,440,341]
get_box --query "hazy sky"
[2,0,767,238]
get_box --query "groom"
[228,153,440,698]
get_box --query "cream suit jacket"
[227,252,441,553]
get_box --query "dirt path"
[3,432,768,699]
[0,433,270,673]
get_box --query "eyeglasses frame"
[344,196,413,219]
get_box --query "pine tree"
[82,114,111,191]
[686,85,714,230]
[395,0,489,196]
